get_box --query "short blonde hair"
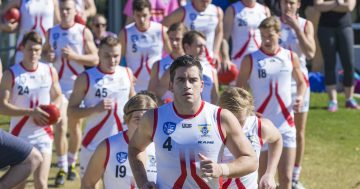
[219,87,255,116]
[123,94,158,124]
[259,16,281,33]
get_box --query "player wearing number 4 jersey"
[236,17,306,189]
[0,31,62,189]
[67,36,135,186]
[81,94,157,189]
[129,55,257,189]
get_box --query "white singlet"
[124,21,164,92]
[152,101,225,188]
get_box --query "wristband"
[220,164,230,177]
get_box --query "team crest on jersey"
[190,13,197,21]
[116,152,128,164]
[18,75,27,85]
[148,155,156,167]
[163,122,176,135]
[131,35,139,43]
[53,33,60,41]
[198,124,211,137]
[246,133,256,145]
[258,59,266,68]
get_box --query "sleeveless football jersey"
[248,48,295,132]
[9,62,54,142]
[221,116,263,189]
[124,21,164,92]
[81,66,132,151]
[157,54,174,101]
[49,23,86,98]
[183,3,219,60]
[15,0,55,64]
[103,131,157,189]
[153,101,225,188]
[230,1,267,69]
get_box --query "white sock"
[57,155,68,172]
[68,152,78,166]
[292,165,301,181]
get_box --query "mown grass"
[1,93,359,189]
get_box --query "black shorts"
[0,129,33,169]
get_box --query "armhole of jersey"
[257,118,263,147]
[216,6,220,18]
[9,69,15,89]
[125,67,131,82]
[156,61,160,77]
[82,27,86,52]
[181,6,186,22]
[217,108,226,144]
[231,5,236,17]
[304,20,309,34]
[151,109,158,141]
[103,139,110,169]
[248,54,253,77]
[290,51,294,67]
[84,72,90,95]
[161,25,165,44]
[49,65,54,85]
[124,28,128,49]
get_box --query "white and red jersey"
[81,66,132,151]
[200,59,216,103]
[48,23,86,98]
[124,21,164,92]
[221,116,263,189]
[157,54,175,102]
[182,3,219,61]
[152,101,225,189]
[103,131,157,189]
[247,48,295,132]
[9,62,54,142]
[230,1,267,69]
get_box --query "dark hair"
[132,0,152,12]
[21,31,42,46]
[182,30,206,50]
[99,36,120,48]
[92,14,107,24]
[137,90,159,105]
[169,55,203,82]
[167,22,188,34]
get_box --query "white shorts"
[261,128,296,151]
[32,140,53,155]
[79,147,95,178]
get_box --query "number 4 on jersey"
[163,137,172,151]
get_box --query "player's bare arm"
[332,0,356,12]
[49,67,62,108]
[0,70,49,124]
[259,118,283,189]
[213,7,224,68]
[200,109,257,178]
[127,68,136,98]
[53,0,61,24]
[236,55,252,89]
[148,61,160,94]
[211,69,219,105]
[43,30,56,63]
[128,110,156,189]
[61,28,99,67]
[291,52,306,112]
[83,0,97,19]
[67,73,112,119]
[81,140,107,189]
[163,26,173,54]
[161,7,184,27]
[119,29,127,59]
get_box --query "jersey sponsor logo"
[116,152,128,164]
[182,123,192,128]
[163,122,176,135]
[147,155,156,167]
[198,124,211,137]
[131,35,138,43]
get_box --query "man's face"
[98,44,121,72]
[192,0,212,11]
[133,8,151,29]
[170,66,204,104]
[92,17,107,37]
[184,36,206,58]
[23,41,42,64]
[260,27,281,50]
[281,0,300,16]
[60,1,76,24]
[168,30,183,52]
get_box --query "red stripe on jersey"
[205,47,215,68]
[190,151,210,189]
[11,100,35,136]
[58,58,65,79]
[222,178,232,188]
[257,83,273,114]
[43,126,54,139]
[217,108,226,144]
[134,55,144,78]
[145,55,151,74]
[104,139,110,168]
[31,15,38,30]
[151,109,158,141]
[39,16,46,36]
[253,31,260,48]
[173,101,205,119]
[235,178,246,189]
[303,72,310,87]
[130,183,135,189]
[257,118,263,146]
[304,20,308,33]
[66,59,79,76]
[123,131,129,144]
[275,82,295,127]
[82,110,112,148]
[233,31,252,60]
[173,151,187,188]
[114,103,124,132]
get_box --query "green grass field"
[1,93,359,189]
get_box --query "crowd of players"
[0,0,357,189]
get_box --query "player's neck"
[135,22,150,32]
[241,0,256,8]
[21,61,38,72]
[261,45,280,56]
[171,51,184,59]
[60,21,76,29]
[173,99,203,117]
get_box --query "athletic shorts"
[261,128,296,151]
[79,147,95,177]
[0,129,33,169]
